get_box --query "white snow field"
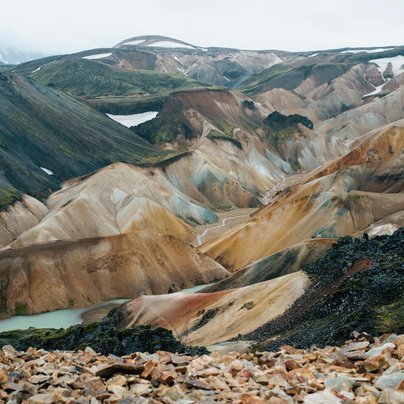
[106,111,159,128]
[369,55,404,76]
[40,167,54,176]
[82,52,112,60]
[341,48,393,54]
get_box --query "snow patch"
[173,56,185,65]
[342,48,394,54]
[40,167,54,176]
[363,82,386,97]
[308,53,319,58]
[369,55,404,77]
[112,188,128,204]
[148,41,194,49]
[124,40,145,46]
[106,111,158,128]
[82,53,112,60]
[32,66,41,73]
[368,224,399,237]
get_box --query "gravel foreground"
[0,333,403,403]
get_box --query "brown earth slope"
[0,232,228,318]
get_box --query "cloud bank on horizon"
[1,0,403,54]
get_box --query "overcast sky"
[1,0,403,54]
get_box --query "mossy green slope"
[0,73,165,206]
[29,59,202,98]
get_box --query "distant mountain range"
[0,45,45,65]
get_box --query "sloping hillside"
[201,122,404,271]
[0,73,164,207]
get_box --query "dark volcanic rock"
[246,228,404,350]
[0,309,207,356]
[264,111,314,131]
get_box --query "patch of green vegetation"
[207,129,242,148]
[14,303,28,316]
[31,60,203,98]
[242,119,261,132]
[240,62,350,96]
[374,301,404,333]
[216,120,236,136]
[139,149,191,167]
[264,126,299,151]
[240,64,293,94]
[290,160,300,172]
[136,99,192,144]
[0,188,22,211]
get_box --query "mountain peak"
[114,35,200,50]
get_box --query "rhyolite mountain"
[0,36,403,349]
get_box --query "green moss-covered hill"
[0,72,166,208]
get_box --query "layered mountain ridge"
[0,36,403,351]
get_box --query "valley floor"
[195,208,257,246]
[1,333,403,403]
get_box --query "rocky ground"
[0,333,403,403]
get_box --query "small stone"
[164,384,186,400]
[161,371,176,386]
[303,389,342,403]
[266,374,291,389]
[284,359,301,370]
[341,341,370,352]
[254,374,269,385]
[229,360,244,371]
[365,343,395,358]
[107,384,127,397]
[345,350,367,361]
[379,389,404,404]
[355,395,378,404]
[289,367,315,383]
[85,347,97,355]
[185,378,213,390]
[363,355,389,372]
[130,383,152,395]
[0,369,8,384]
[27,393,55,404]
[188,355,214,371]
[238,368,255,379]
[96,364,145,379]
[324,374,354,391]
[243,301,254,310]
[3,382,23,392]
[140,360,157,379]
[170,354,191,365]
[197,367,220,377]
[375,372,404,390]
[28,375,51,384]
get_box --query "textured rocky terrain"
[0,332,403,403]
[111,227,403,348]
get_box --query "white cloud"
[0,0,403,54]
